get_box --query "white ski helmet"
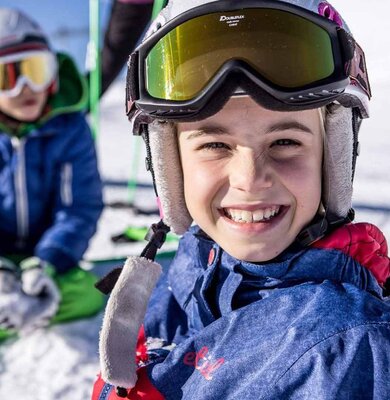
[127,0,371,242]
[0,8,51,56]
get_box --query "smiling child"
[93,1,390,399]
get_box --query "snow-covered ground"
[0,2,389,399]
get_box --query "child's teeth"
[241,210,252,223]
[232,210,239,220]
[225,206,280,223]
[252,209,264,222]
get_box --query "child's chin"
[17,111,41,122]
[222,242,286,263]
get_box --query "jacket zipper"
[60,162,73,206]
[12,137,29,248]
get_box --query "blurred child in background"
[0,7,104,340]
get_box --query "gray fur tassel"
[99,256,162,388]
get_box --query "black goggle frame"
[126,0,371,133]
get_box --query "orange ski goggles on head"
[0,50,57,97]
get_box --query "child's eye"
[271,139,300,147]
[199,142,230,151]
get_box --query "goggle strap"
[0,41,48,58]
[126,52,139,116]
[348,42,371,99]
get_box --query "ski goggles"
[0,50,57,97]
[127,0,370,123]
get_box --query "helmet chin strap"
[296,208,355,247]
[95,219,170,295]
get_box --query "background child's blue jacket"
[94,223,390,399]
[0,53,103,273]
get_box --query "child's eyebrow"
[185,126,228,140]
[184,121,313,140]
[266,121,313,135]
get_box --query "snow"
[0,314,103,399]
[0,2,389,399]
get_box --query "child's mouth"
[222,206,282,223]
[22,99,38,107]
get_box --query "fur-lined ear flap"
[322,105,354,218]
[148,120,193,234]
[99,256,162,388]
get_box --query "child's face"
[0,84,48,122]
[178,96,323,262]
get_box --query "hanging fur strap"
[99,256,162,390]
[97,220,170,394]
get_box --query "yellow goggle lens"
[145,9,334,101]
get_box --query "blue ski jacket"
[94,222,390,399]
[0,53,103,273]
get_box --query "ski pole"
[88,0,101,140]
[152,0,167,19]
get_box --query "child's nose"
[20,84,33,96]
[229,152,273,193]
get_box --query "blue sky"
[1,0,112,71]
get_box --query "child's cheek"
[274,157,322,209]
[274,156,321,185]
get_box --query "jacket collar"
[169,226,384,325]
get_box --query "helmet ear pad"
[148,104,356,235]
[322,105,354,218]
[148,120,192,234]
